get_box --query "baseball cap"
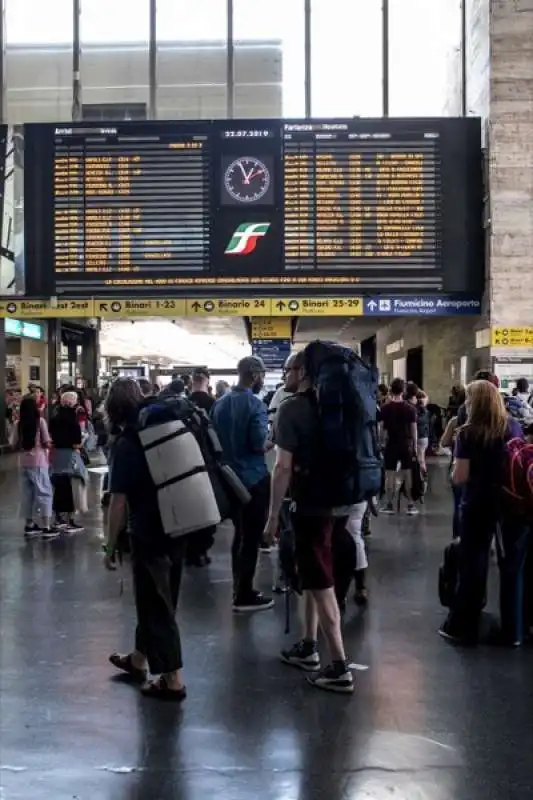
[238,355,266,375]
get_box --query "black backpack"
[302,341,382,508]
[439,538,486,609]
[438,539,460,608]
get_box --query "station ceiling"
[100,315,387,366]
[100,317,249,367]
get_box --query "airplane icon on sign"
[379,299,392,312]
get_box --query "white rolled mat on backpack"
[138,418,221,538]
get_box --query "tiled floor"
[1,460,533,799]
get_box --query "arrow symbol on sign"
[367,300,377,311]
[99,303,109,313]
[276,301,286,311]
[191,301,201,312]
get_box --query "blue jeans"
[495,512,530,644]
[21,466,53,520]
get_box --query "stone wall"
[376,318,483,406]
[489,0,533,328]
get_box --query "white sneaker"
[406,504,419,516]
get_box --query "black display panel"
[23,118,483,297]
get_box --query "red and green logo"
[225,222,271,255]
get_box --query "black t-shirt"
[108,428,165,550]
[380,400,417,452]
[49,406,82,449]
[275,392,324,513]
[189,390,215,413]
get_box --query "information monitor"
[23,118,483,297]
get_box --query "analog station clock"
[223,156,271,203]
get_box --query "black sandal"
[141,675,187,702]
[109,652,147,684]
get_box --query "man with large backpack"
[264,343,381,694]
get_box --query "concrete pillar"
[488,0,533,369]
[47,320,61,398]
[81,327,98,392]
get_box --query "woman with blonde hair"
[439,379,525,645]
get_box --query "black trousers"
[52,475,74,515]
[132,538,185,675]
[232,475,270,599]
[186,525,216,560]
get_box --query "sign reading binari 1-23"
[22,117,483,297]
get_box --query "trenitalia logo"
[225,222,271,255]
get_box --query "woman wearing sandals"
[103,378,186,702]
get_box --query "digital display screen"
[52,126,209,292]
[283,125,440,284]
[23,118,483,297]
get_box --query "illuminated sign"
[22,118,482,299]
[5,318,44,339]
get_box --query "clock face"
[223,157,271,203]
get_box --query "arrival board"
[22,118,483,297]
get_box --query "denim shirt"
[211,387,268,489]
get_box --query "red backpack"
[503,437,533,519]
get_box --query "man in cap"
[212,355,273,612]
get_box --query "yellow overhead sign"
[271,297,364,316]
[492,327,533,347]
[95,298,186,318]
[0,295,365,320]
[0,298,95,318]
[186,298,272,316]
[251,317,292,340]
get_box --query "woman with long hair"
[104,378,186,701]
[439,379,525,645]
[10,395,58,539]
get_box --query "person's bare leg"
[311,587,346,662]
[162,669,185,690]
[131,650,148,671]
[303,591,319,641]
[402,469,413,503]
[385,470,397,505]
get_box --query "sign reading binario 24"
[364,295,482,316]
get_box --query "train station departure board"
[23,118,483,297]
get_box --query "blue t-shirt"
[211,387,268,489]
[455,418,523,509]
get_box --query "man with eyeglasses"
[268,356,297,431]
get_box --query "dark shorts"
[292,512,347,591]
[383,446,413,471]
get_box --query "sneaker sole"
[307,677,354,694]
[232,601,274,613]
[41,534,61,540]
[380,510,395,515]
[280,655,321,672]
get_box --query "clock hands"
[237,160,265,185]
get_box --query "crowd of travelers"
[9,356,533,702]
[10,382,96,538]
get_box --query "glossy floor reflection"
[1,459,533,800]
